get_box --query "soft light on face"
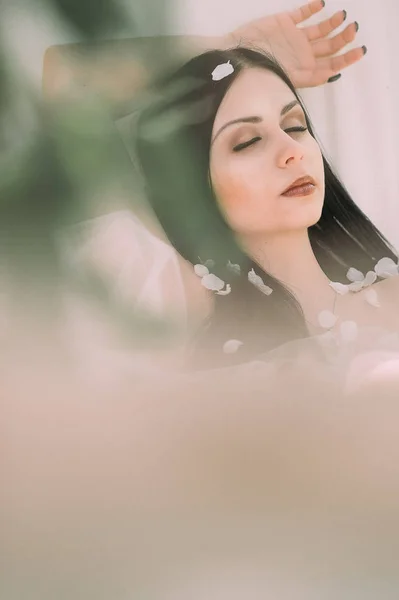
[209,68,325,237]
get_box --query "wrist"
[214,32,236,50]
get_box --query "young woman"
[42,0,390,391]
[134,45,399,382]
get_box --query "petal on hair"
[194,264,210,277]
[248,268,273,295]
[201,273,225,291]
[329,281,350,295]
[374,257,399,278]
[318,310,338,329]
[364,288,381,308]
[223,339,243,354]
[204,259,215,269]
[347,267,364,283]
[248,268,261,286]
[227,260,241,275]
[216,284,232,296]
[340,320,358,343]
[363,270,378,287]
[348,281,365,293]
[260,285,273,296]
[211,60,234,81]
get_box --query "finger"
[304,10,348,42]
[311,22,358,58]
[313,46,366,85]
[326,46,367,74]
[289,0,326,25]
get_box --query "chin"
[287,210,321,230]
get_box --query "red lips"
[282,175,316,194]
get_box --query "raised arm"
[42,34,229,118]
[43,1,365,117]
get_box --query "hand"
[228,0,365,88]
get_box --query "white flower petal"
[379,270,398,279]
[248,268,262,286]
[223,339,243,354]
[248,268,273,295]
[347,267,364,283]
[201,273,225,291]
[204,259,215,269]
[329,281,350,295]
[364,288,381,308]
[339,320,358,343]
[318,310,338,329]
[194,264,209,277]
[260,284,273,296]
[348,281,365,293]
[211,60,234,81]
[363,270,378,287]
[374,257,399,278]
[216,284,232,296]
[227,260,241,275]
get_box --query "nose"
[275,133,304,168]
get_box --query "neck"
[241,229,336,325]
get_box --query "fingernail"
[362,45,368,55]
[355,21,359,32]
[342,10,347,20]
[321,0,326,6]
[327,73,342,83]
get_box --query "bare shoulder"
[372,273,399,299]
[367,273,399,330]
[338,273,399,332]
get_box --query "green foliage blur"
[0,0,187,349]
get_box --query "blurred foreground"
[2,0,399,597]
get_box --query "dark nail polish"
[321,0,326,6]
[327,73,342,83]
[362,45,368,55]
[342,10,347,20]
[355,21,359,32]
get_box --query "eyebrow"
[211,99,301,146]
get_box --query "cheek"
[210,164,274,233]
[214,174,254,208]
[310,140,325,175]
[210,159,266,211]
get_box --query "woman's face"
[209,68,325,236]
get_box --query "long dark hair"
[134,46,398,368]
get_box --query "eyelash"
[232,126,308,152]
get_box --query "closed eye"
[232,126,308,152]
[233,136,262,152]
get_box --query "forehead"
[212,68,297,131]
